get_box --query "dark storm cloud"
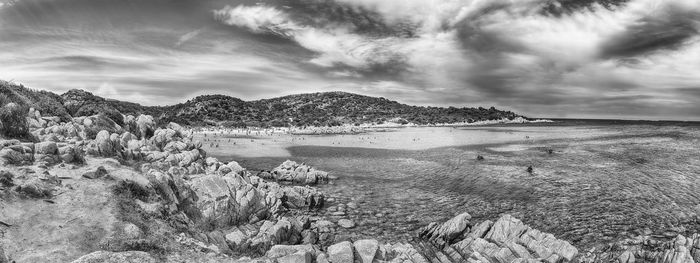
[599,7,700,58]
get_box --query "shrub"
[0,103,30,139]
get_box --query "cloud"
[2,0,700,120]
[175,28,204,47]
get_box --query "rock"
[122,223,142,239]
[271,160,329,184]
[419,212,471,243]
[353,239,379,263]
[59,145,83,164]
[277,251,312,263]
[0,170,14,187]
[186,174,270,227]
[16,177,53,198]
[136,115,155,139]
[327,241,354,263]
[94,130,118,157]
[301,229,318,244]
[226,228,249,248]
[167,122,184,133]
[337,219,355,229]
[83,166,108,179]
[265,244,315,259]
[70,251,157,263]
[485,214,528,245]
[618,250,635,263]
[219,161,245,175]
[34,142,58,155]
[0,147,33,165]
[0,245,8,263]
[152,128,179,150]
[424,213,578,263]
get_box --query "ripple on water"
[212,126,700,249]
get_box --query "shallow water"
[199,123,700,249]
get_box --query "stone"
[17,177,53,198]
[316,253,330,263]
[34,142,58,155]
[0,170,13,187]
[136,115,155,139]
[420,212,471,243]
[0,148,33,165]
[277,251,312,263]
[265,244,315,259]
[186,174,270,227]
[337,219,355,229]
[83,166,108,179]
[271,160,329,184]
[353,239,379,263]
[485,214,528,246]
[94,130,117,157]
[70,251,157,263]
[327,241,354,263]
[122,223,142,239]
[226,228,248,248]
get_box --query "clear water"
[200,124,700,249]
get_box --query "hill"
[0,81,524,127]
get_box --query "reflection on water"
[207,124,700,249]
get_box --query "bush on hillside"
[0,103,31,139]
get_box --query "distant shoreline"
[194,117,554,135]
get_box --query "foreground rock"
[419,213,578,263]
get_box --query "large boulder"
[268,160,329,185]
[185,173,271,227]
[422,213,578,263]
[151,128,179,150]
[353,239,379,263]
[0,140,34,165]
[256,182,324,210]
[136,115,155,139]
[419,212,471,244]
[327,241,354,263]
[34,142,58,155]
[89,130,119,157]
[16,177,53,198]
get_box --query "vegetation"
[0,81,71,121]
[1,81,525,128]
[159,92,523,127]
[0,103,31,140]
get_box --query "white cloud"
[213,4,472,93]
[175,28,204,47]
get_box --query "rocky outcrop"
[185,173,272,228]
[578,233,700,263]
[418,213,578,263]
[260,160,329,185]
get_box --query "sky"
[1,0,699,120]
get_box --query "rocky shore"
[1,109,699,263]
